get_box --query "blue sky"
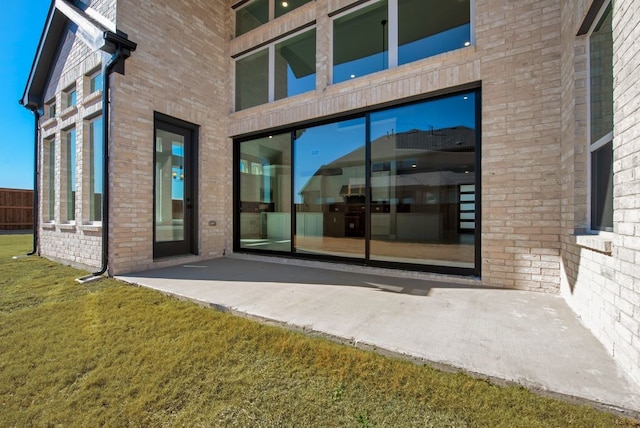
[0,2,50,190]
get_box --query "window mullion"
[388,0,398,68]
[268,44,275,102]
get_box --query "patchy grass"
[0,234,638,427]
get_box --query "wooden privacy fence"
[0,188,34,230]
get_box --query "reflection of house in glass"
[298,126,475,243]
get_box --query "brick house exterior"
[22,0,640,388]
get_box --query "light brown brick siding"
[36,0,112,270]
[228,0,564,292]
[108,0,231,274]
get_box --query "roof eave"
[20,1,58,111]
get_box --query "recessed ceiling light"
[282,1,288,7]
[350,74,356,79]
[463,96,468,100]
[412,164,417,168]
[464,41,470,47]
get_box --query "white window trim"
[329,0,475,85]
[234,25,317,111]
[585,0,613,234]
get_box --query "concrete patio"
[117,254,640,417]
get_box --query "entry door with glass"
[154,114,197,258]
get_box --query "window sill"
[41,222,56,230]
[575,233,613,255]
[42,117,57,129]
[59,222,77,232]
[59,105,78,120]
[81,223,102,233]
[83,90,102,106]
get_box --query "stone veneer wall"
[37,0,114,270]
[559,0,640,387]
[107,0,231,274]
[228,0,564,292]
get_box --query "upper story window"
[398,0,471,65]
[235,27,316,111]
[234,0,313,36]
[64,85,77,109]
[45,98,56,119]
[332,0,471,84]
[588,1,613,232]
[89,71,103,93]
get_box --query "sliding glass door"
[235,90,479,274]
[294,118,366,259]
[369,93,476,268]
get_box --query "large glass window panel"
[236,0,269,36]
[333,0,388,84]
[239,133,292,252]
[369,93,476,268]
[589,4,613,144]
[589,3,613,231]
[45,138,55,222]
[275,0,312,18]
[398,0,470,65]
[155,130,185,242]
[66,129,76,221]
[236,49,269,111]
[294,118,366,258]
[89,117,103,222]
[275,29,316,100]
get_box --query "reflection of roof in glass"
[299,126,476,196]
[324,126,476,167]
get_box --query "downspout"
[24,105,40,256]
[92,48,121,277]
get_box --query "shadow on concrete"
[124,256,509,297]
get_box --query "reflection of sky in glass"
[399,24,470,65]
[334,24,470,83]
[333,52,386,84]
[172,143,184,200]
[92,118,103,193]
[292,93,475,201]
[294,118,366,203]
[371,92,475,140]
[285,65,315,97]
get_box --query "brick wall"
[559,0,640,387]
[228,0,564,292]
[107,0,230,274]
[36,0,113,270]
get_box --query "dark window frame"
[234,87,482,277]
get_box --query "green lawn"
[0,234,637,427]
